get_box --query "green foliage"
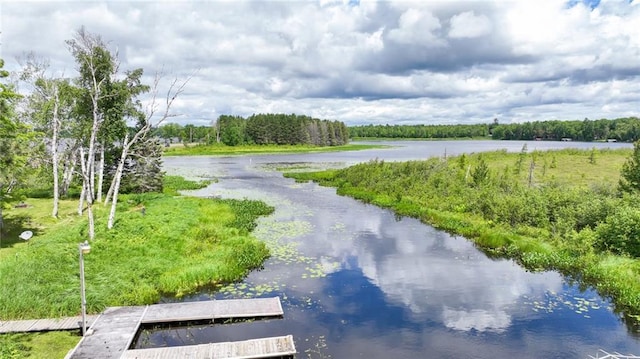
[514,143,528,174]
[163,143,382,156]
[589,147,597,164]
[120,138,164,194]
[217,113,349,147]
[619,140,640,193]
[0,334,28,359]
[595,204,640,257]
[162,175,211,195]
[0,331,80,359]
[491,117,640,142]
[471,157,490,186]
[218,115,247,146]
[349,122,490,139]
[0,58,42,223]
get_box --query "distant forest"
[155,114,349,146]
[218,114,349,146]
[154,116,640,145]
[349,117,640,142]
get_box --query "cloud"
[1,0,639,125]
[448,11,492,39]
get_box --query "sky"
[1,0,639,127]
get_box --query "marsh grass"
[163,143,385,156]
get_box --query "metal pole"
[79,244,87,336]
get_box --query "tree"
[67,27,119,241]
[119,137,164,194]
[619,140,640,193]
[18,54,76,218]
[105,73,190,229]
[0,59,33,233]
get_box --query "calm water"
[139,140,640,358]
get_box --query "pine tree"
[619,140,640,193]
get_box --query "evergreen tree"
[619,140,640,193]
[120,137,164,193]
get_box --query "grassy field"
[468,147,630,187]
[285,147,640,324]
[0,176,273,357]
[163,142,386,156]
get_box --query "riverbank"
[163,143,386,156]
[0,176,273,357]
[285,147,640,326]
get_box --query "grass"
[0,331,80,359]
[162,143,386,156]
[474,147,631,187]
[285,148,640,324]
[0,176,274,357]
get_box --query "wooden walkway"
[65,297,293,359]
[123,335,296,359]
[0,315,99,334]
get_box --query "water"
[139,140,640,358]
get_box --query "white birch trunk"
[51,90,60,218]
[62,148,77,197]
[96,145,105,202]
[78,148,86,215]
[78,181,85,216]
[90,146,96,201]
[104,174,115,206]
[108,133,130,229]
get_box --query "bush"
[596,206,640,257]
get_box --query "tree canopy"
[217,113,349,146]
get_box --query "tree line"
[491,117,640,141]
[153,123,217,144]
[0,27,189,240]
[349,117,640,142]
[215,113,349,146]
[349,123,491,139]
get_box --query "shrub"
[596,206,640,257]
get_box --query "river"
[140,140,640,358]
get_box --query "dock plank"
[122,335,296,359]
[0,315,99,334]
[142,297,283,323]
[68,306,147,359]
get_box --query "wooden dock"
[65,297,294,359]
[0,315,99,334]
[123,335,296,359]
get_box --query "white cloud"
[388,8,444,47]
[1,0,638,125]
[448,11,492,39]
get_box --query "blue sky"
[1,0,639,126]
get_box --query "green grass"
[474,147,631,187]
[285,148,640,322]
[163,143,386,156]
[162,175,212,195]
[0,331,80,359]
[0,195,273,318]
[0,176,274,357]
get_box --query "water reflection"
[147,141,640,358]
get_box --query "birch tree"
[66,27,118,241]
[106,73,190,229]
[18,55,76,218]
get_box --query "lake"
[142,140,640,358]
